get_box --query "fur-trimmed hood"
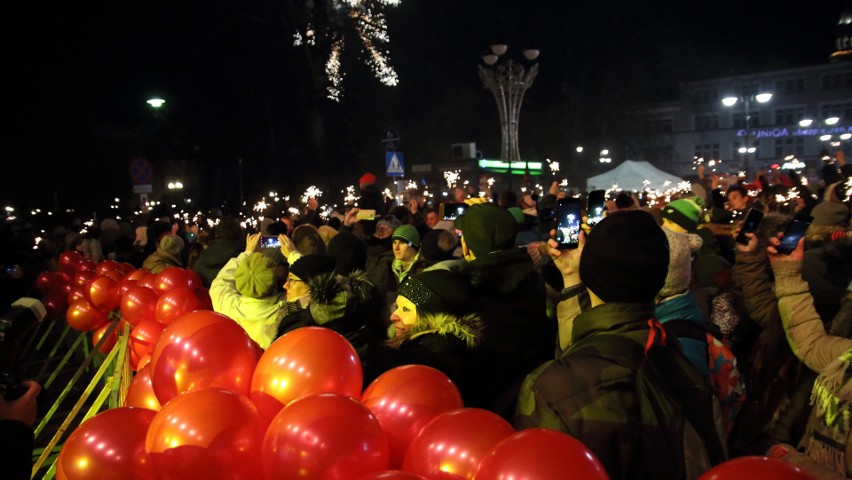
[388,311,484,349]
[306,270,377,325]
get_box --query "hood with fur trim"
[388,311,483,349]
[306,270,376,325]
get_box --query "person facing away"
[515,209,725,480]
[192,217,244,287]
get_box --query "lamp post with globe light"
[721,78,772,178]
[478,40,539,189]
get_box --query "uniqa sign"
[736,125,852,138]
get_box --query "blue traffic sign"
[129,157,153,184]
[386,151,405,177]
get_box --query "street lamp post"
[722,78,772,178]
[478,42,539,189]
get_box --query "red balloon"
[403,408,515,480]
[154,287,200,325]
[67,285,88,306]
[79,259,97,273]
[149,310,260,405]
[36,271,69,295]
[473,428,608,480]
[123,268,148,282]
[130,320,166,359]
[250,326,362,420]
[72,270,96,288]
[262,394,389,480]
[95,260,123,277]
[66,299,109,332]
[116,278,139,299]
[58,407,156,480]
[699,456,813,479]
[44,293,68,320]
[154,266,198,292]
[125,365,162,411]
[194,287,213,310]
[92,322,118,353]
[136,353,151,371]
[362,365,464,469]
[137,273,159,291]
[88,276,119,312]
[120,286,159,326]
[58,250,84,276]
[356,473,428,480]
[146,388,265,480]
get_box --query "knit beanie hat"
[454,203,517,257]
[317,225,339,245]
[288,254,336,282]
[658,227,703,298]
[327,233,368,274]
[376,215,402,233]
[398,270,472,316]
[157,235,185,264]
[359,172,377,186]
[419,229,458,263]
[811,201,849,226]
[662,197,704,232]
[580,210,669,303]
[392,224,421,248]
[292,224,326,255]
[234,252,276,298]
[506,207,526,224]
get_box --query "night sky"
[1,1,848,218]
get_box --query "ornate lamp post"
[478,42,540,170]
[721,77,772,178]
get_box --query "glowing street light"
[168,181,184,190]
[146,98,166,108]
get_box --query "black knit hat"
[454,203,517,257]
[289,254,336,282]
[579,210,670,303]
[398,270,472,316]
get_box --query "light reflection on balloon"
[125,365,162,411]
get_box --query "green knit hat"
[662,198,704,232]
[392,224,421,248]
[506,207,525,224]
[454,203,517,257]
[234,252,276,298]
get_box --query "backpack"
[665,319,747,435]
[583,319,727,480]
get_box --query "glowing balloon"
[129,320,166,359]
[362,365,464,468]
[698,456,813,479]
[149,310,260,405]
[262,394,389,479]
[154,266,199,292]
[136,353,151,371]
[356,473,429,480]
[154,287,199,325]
[95,260,123,277]
[250,326,362,420]
[145,388,265,480]
[403,408,515,480]
[58,250,84,276]
[120,286,159,326]
[92,322,118,354]
[473,428,608,480]
[125,365,162,411]
[66,299,109,332]
[88,275,119,312]
[58,407,156,480]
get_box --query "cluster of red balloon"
[57,318,611,480]
[35,253,212,370]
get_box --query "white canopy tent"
[586,160,685,192]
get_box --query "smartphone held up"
[776,215,813,255]
[260,235,281,249]
[555,198,582,249]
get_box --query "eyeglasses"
[284,276,304,287]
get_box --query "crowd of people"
[2,160,852,478]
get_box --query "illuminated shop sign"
[478,159,543,175]
[736,125,852,138]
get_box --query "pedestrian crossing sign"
[386,151,405,177]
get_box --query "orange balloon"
[250,327,363,420]
[66,299,109,332]
[149,311,260,405]
[154,287,199,325]
[699,456,813,479]
[474,429,608,480]
[125,365,162,411]
[362,365,464,469]
[154,266,199,292]
[355,472,428,480]
[95,260,123,277]
[402,408,515,480]
[137,273,159,291]
[92,322,118,354]
[123,268,148,282]
[88,275,119,312]
[72,270,96,288]
[130,320,166,359]
[136,353,151,371]
[120,286,159,326]
[261,394,390,479]
[58,407,156,480]
[146,388,266,480]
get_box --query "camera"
[0,371,26,401]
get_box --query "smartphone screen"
[260,235,281,249]
[777,215,813,254]
[356,209,376,221]
[441,203,468,221]
[586,190,606,227]
[735,208,764,245]
[556,198,582,249]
